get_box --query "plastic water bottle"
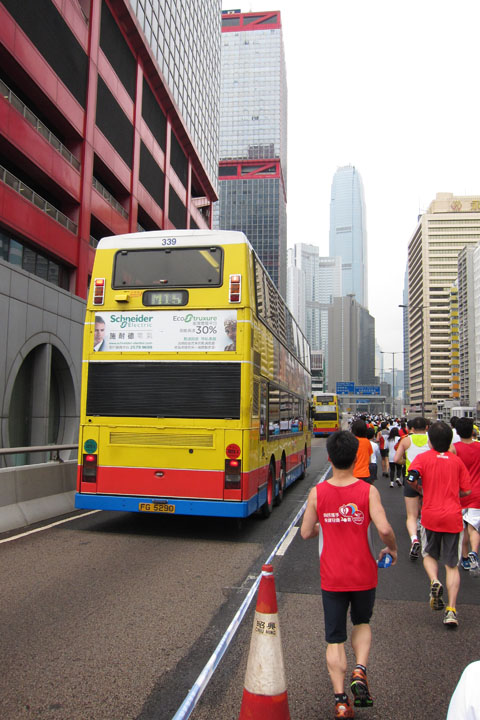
[378,553,393,568]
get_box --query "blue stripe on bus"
[75,492,265,518]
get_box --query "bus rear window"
[113,247,223,288]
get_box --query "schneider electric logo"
[109,314,153,329]
[173,314,217,323]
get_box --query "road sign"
[336,381,355,395]
[354,385,380,396]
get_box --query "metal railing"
[92,176,129,219]
[0,164,78,234]
[0,78,81,171]
[0,444,78,463]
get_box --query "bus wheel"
[299,447,307,479]
[274,463,286,505]
[261,463,275,518]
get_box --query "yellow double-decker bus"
[76,230,311,519]
[312,393,340,436]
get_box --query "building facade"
[216,10,287,297]
[457,246,477,406]
[286,247,306,331]
[327,295,375,392]
[405,193,480,413]
[329,165,368,308]
[450,284,460,401]
[0,0,220,462]
[287,244,341,387]
[474,245,480,410]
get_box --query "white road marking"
[276,526,299,556]
[0,510,101,544]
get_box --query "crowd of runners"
[303,413,480,718]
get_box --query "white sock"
[410,534,418,543]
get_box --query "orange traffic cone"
[238,564,291,720]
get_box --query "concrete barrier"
[0,461,76,534]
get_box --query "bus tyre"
[274,464,286,505]
[299,447,307,479]
[261,463,275,518]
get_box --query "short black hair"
[327,431,359,469]
[351,419,367,438]
[366,426,375,439]
[456,417,474,439]
[450,416,459,428]
[428,421,453,452]
[412,416,427,431]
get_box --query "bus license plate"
[139,502,175,514]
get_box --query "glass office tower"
[128,0,221,189]
[216,10,288,297]
[329,165,368,308]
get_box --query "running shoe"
[390,480,394,487]
[468,551,479,571]
[334,700,354,718]
[409,539,421,560]
[460,557,471,570]
[443,607,458,628]
[429,580,445,611]
[350,667,373,708]
[396,478,403,486]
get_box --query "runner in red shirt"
[407,421,471,628]
[453,417,480,572]
[301,431,397,718]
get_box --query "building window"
[0,229,70,290]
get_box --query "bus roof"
[97,229,252,251]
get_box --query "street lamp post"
[380,351,403,417]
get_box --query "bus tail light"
[224,458,241,489]
[229,274,241,303]
[82,454,97,482]
[93,278,105,305]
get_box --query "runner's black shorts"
[404,478,421,498]
[380,449,388,458]
[421,529,461,568]
[321,588,376,644]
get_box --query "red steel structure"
[0,0,217,301]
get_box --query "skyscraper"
[406,192,480,413]
[216,10,287,297]
[329,165,368,308]
[287,244,341,388]
[327,296,375,391]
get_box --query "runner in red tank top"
[301,431,397,718]
[452,416,480,571]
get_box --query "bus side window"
[260,382,267,440]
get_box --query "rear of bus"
[312,393,340,436]
[77,230,274,518]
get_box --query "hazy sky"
[221,0,480,368]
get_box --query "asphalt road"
[0,443,324,720]
[1,440,478,720]
[191,440,480,720]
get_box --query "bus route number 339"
[139,501,176,513]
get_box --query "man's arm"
[394,436,409,464]
[457,456,472,497]
[369,485,398,564]
[301,486,320,539]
